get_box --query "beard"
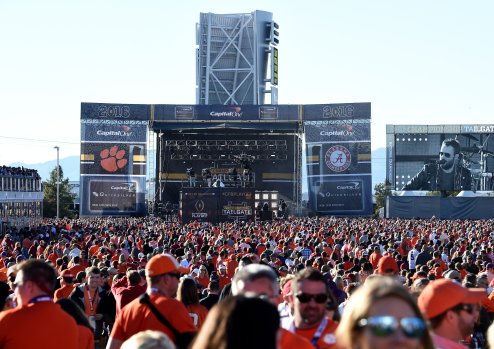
[301,306,325,327]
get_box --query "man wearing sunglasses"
[107,254,196,349]
[285,268,338,349]
[418,278,485,349]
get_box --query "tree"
[43,165,76,218]
[374,179,393,212]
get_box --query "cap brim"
[177,267,189,274]
[465,288,487,303]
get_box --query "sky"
[1,0,493,170]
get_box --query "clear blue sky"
[1,0,493,169]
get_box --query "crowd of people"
[0,165,40,178]
[1,215,494,348]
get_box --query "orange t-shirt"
[110,292,196,344]
[0,301,78,349]
[278,328,314,349]
[185,303,208,329]
[77,324,95,349]
[195,276,210,290]
[294,318,338,349]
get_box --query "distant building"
[0,166,43,232]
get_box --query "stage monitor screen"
[388,131,494,192]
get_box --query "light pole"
[54,146,60,219]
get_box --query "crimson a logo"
[325,145,351,172]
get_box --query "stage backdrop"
[304,103,372,215]
[80,103,148,216]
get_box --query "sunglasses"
[454,303,481,315]
[295,292,328,304]
[357,316,426,338]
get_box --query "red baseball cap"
[60,269,74,278]
[377,256,398,275]
[145,254,189,277]
[418,278,486,319]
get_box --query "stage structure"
[79,102,372,217]
[196,10,278,105]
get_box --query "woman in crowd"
[177,276,209,329]
[335,276,434,349]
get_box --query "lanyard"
[29,296,52,304]
[289,317,328,347]
[86,287,98,313]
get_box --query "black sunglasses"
[454,303,481,315]
[295,292,328,304]
[357,316,426,338]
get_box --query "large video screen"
[390,132,494,191]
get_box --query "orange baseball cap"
[418,278,486,319]
[377,256,398,275]
[145,254,189,277]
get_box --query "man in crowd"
[111,269,146,314]
[0,259,78,348]
[70,266,114,344]
[402,138,472,191]
[53,268,75,302]
[285,268,338,349]
[199,279,220,310]
[107,254,196,349]
[418,278,485,348]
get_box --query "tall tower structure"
[196,10,278,105]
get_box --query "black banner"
[181,189,219,223]
[219,189,255,222]
[81,103,150,121]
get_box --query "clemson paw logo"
[100,145,128,172]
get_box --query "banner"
[153,104,299,122]
[80,103,148,216]
[180,189,219,223]
[304,103,372,215]
[219,189,255,222]
[79,176,145,215]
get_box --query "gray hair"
[231,264,279,296]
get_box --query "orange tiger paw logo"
[100,145,128,172]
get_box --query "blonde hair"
[335,276,434,349]
[121,330,176,349]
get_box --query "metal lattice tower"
[196,10,278,105]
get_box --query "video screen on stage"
[388,129,494,191]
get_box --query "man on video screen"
[402,138,472,191]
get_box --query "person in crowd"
[111,269,146,315]
[284,267,339,349]
[418,278,486,349]
[107,254,196,349]
[0,259,78,348]
[231,263,314,349]
[54,268,76,302]
[336,276,434,349]
[191,295,279,349]
[70,266,115,344]
[57,298,95,349]
[176,276,208,329]
[402,138,472,191]
[199,280,220,310]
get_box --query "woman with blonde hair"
[335,276,434,349]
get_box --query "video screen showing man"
[402,139,472,191]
